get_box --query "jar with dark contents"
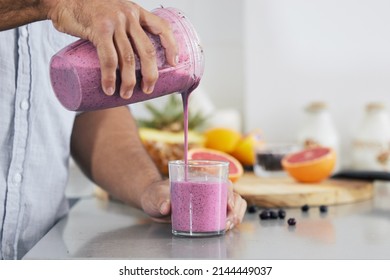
[254,143,299,177]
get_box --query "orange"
[203,127,242,153]
[281,147,336,183]
[188,148,244,183]
[230,129,263,167]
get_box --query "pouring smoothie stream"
[50,7,227,237]
[173,88,229,237]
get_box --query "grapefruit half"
[188,148,244,183]
[281,147,336,183]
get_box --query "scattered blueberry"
[259,210,271,220]
[247,205,257,213]
[319,205,328,213]
[301,204,309,212]
[287,218,297,226]
[278,209,286,219]
[269,210,278,219]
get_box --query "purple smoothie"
[50,7,204,111]
[171,179,228,235]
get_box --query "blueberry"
[301,204,309,212]
[287,218,296,226]
[319,205,328,213]
[247,205,257,213]
[269,210,278,219]
[259,210,271,220]
[278,209,286,219]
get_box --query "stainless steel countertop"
[24,181,390,259]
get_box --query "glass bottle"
[350,102,390,171]
[296,102,340,171]
[49,7,205,111]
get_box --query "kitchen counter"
[23,181,390,259]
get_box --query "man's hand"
[140,179,247,231]
[226,182,247,231]
[46,0,178,98]
[140,179,171,223]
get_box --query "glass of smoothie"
[168,160,229,237]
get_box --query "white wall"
[134,0,244,113]
[68,0,390,195]
[244,0,390,167]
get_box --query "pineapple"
[137,94,206,176]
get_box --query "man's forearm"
[70,106,163,209]
[0,0,50,30]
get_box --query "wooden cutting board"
[234,172,374,208]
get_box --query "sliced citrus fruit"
[188,148,244,183]
[281,147,336,183]
[203,127,242,153]
[230,129,263,166]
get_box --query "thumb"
[140,180,171,222]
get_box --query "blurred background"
[66,0,390,196]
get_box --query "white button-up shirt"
[0,21,77,259]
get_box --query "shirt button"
[13,173,22,184]
[20,99,30,110]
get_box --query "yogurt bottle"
[296,101,340,171]
[350,102,390,171]
[50,7,204,111]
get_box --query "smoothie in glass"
[169,160,229,237]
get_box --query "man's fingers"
[140,180,171,221]
[226,192,247,231]
[227,181,235,210]
[114,29,136,99]
[150,199,172,223]
[49,1,179,99]
[95,5,179,98]
[236,195,247,224]
[95,31,118,96]
[139,9,179,66]
[128,22,159,94]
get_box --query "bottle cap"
[305,101,328,113]
[366,102,386,112]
